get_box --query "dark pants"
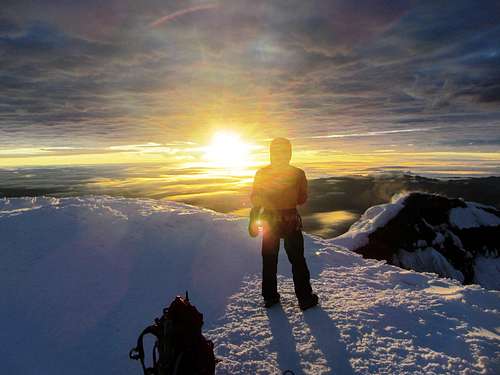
[262,229,313,302]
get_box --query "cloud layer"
[1,0,499,166]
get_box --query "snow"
[328,193,407,250]
[432,232,445,246]
[1,196,499,374]
[449,203,500,229]
[474,257,500,290]
[395,247,465,283]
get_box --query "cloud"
[0,0,499,160]
[2,165,499,238]
[150,3,219,27]
[306,127,436,140]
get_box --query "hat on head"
[270,138,292,165]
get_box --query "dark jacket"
[250,165,308,210]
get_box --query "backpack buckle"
[129,347,142,360]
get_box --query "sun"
[203,131,254,171]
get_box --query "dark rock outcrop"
[353,192,500,288]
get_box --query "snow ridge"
[329,193,408,250]
[329,192,500,289]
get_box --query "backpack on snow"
[129,292,217,375]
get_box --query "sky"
[1,0,500,177]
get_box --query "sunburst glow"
[203,132,256,171]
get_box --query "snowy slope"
[1,196,499,374]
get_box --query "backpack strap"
[172,352,184,375]
[129,325,160,375]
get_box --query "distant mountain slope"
[1,197,499,374]
[330,192,500,289]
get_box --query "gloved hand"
[248,206,261,237]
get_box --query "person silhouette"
[250,138,318,310]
